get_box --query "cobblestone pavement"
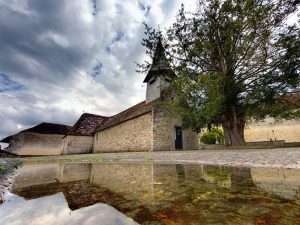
[19,147,300,169]
[108,148,300,169]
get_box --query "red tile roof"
[0,123,72,143]
[67,113,108,136]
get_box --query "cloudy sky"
[0,0,197,141]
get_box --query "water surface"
[1,162,300,225]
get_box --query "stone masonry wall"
[90,163,155,205]
[152,106,199,151]
[146,76,170,104]
[61,135,93,155]
[8,132,64,155]
[57,163,91,183]
[146,76,161,104]
[183,129,200,150]
[93,112,152,152]
[245,118,300,142]
[251,167,300,200]
[13,163,60,188]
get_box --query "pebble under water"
[1,162,300,225]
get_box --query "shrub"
[200,127,224,144]
[200,131,217,144]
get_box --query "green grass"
[10,162,21,169]
[0,166,5,172]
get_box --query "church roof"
[0,123,72,143]
[143,38,174,83]
[95,101,153,132]
[67,113,109,136]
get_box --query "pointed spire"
[151,37,168,68]
[143,36,173,83]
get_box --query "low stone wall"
[152,107,199,151]
[245,118,300,143]
[93,113,152,153]
[61,135,93,155]
[246,140,285,147]
[251,167,300,200]
[8,132,64,156]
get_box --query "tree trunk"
[222,104,246,146]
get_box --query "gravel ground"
[20,147,300,169]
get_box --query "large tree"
[139,0,300,146]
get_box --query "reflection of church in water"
[6,162,300,224]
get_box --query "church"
[62,39,199,155]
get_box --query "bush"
[200,127,224,144]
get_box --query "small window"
[149,78,156,85]
[96,133,98,142]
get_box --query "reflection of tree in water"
[176,164,185,183]
[230,167,255,190]
[9,163,300,225]
[203,165,231,187]
[202,165,255,190]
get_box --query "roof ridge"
[81,113,109,118]
[94,100,153,133]
[109,101,146,118]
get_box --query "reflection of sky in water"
[1,163,300,224]
[0,192,138,225]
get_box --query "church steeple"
[143,37,173,83]
[144,37,175,103]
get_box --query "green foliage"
[200,127,224,144]
[0,166,5,172]
[10,162,21,169]
[200,132,216,144]
[139,0,300,145]
[203,165,230,186]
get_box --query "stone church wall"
[152,106,199,151]
[93,112,152,152]
[57,163,91,183]
[90,163,154,204]
[13,163,60,188]
[146,76,170,104]
[61,135,93,155]
[8,132,63,155]
[245,118,300,143]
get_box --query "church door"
[175,126,183,150]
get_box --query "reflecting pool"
[1,162,300,225]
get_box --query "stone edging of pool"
[0,159,22,203]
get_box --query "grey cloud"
[0,0,188,140]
